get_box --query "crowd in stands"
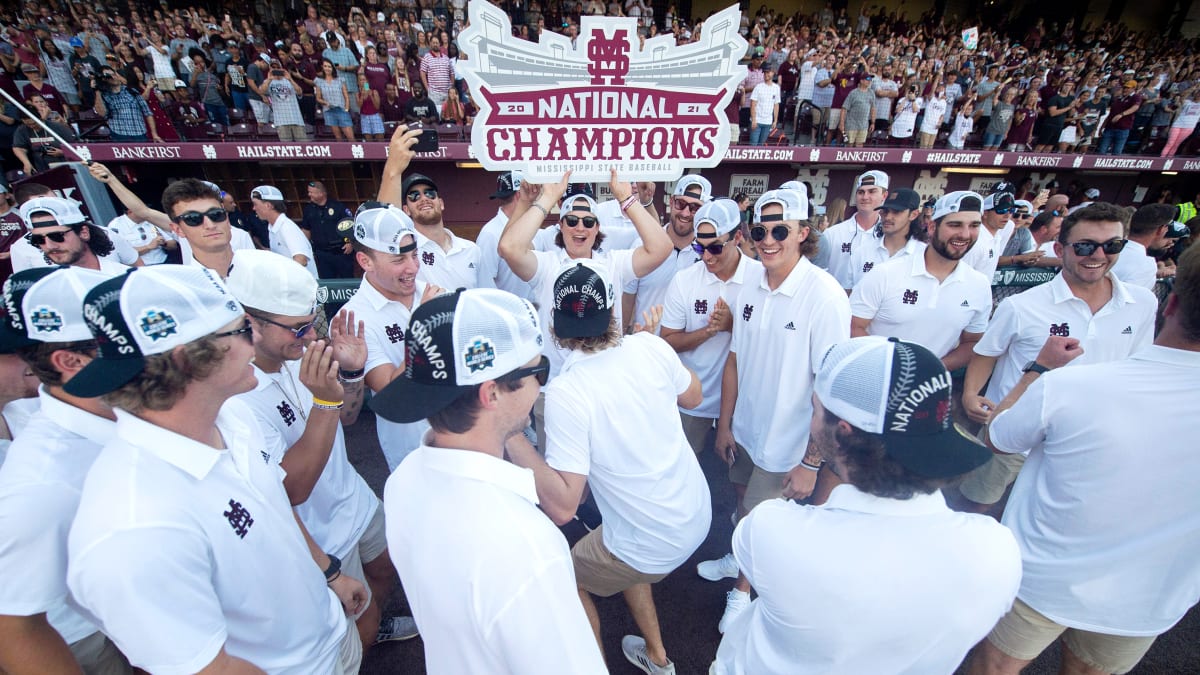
[1,0,1200,168]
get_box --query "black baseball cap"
[876,188,921,212]
[489,171,523,200]
[552,262,614,339]
[401,173,438,195]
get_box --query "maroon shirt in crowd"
[832,70,861,108]
[1107,93,1144,130]
[0,209,27,285]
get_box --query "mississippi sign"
[456,3,747,182]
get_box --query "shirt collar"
[702,250,755,286]
[357,274,423,312]
[1130,344,1200,368]
[417,444,540,505]
[36,386,116,444]
[1049,270,1136,307]
[415,227,464,253]
[759,255,814,297]
[822,483,949,517]
[113,403,249,480]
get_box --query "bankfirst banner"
[456,3,747,182]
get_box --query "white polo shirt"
[236,363,377,559]
[593,198,642,250]
[624,236,700,328]
[730,257,850,472]
[661,253,762,418]
[1109,239,1158,290]
[179,227,256,270]
[820,215,879,288]
[844,234,925,290]
[0,390,111,645]
[963,221,1015,283]
[414,227,481,290]
[385,444,607,674]
[850,252,991,358]
[339,275,431,471]
[475,208,534,299]
[528,247,636,378]
[991,346,1200,636]
[713,489,1021,674]
[106,214,175,265]
[545,333,711,574]
[974,272,1156,404]
[268,214,319,279]
[533,225,561,252]
[68,402,346,675]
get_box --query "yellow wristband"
[312,397,345,409]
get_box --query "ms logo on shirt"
[840,243,852,253]
[421,251,436,266]
[385,323,405,344]
[277,401,297,426]
[742,304,754,321]
[862,262,874,273]
[694,299,708,315]
[902,289,919,305]
[224,499,254,539]
[1049,322,1070,337]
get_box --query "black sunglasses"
[692,237,732,255]
[27,229,77,246]
[673,197,702,213]
[993,207,1013,215]
[1016,210,1031,218]
[499,355,549,386]
[406,188,438,202]
[1067,238,1127,256]
[252,313,316,339]
[173,207,228,227]
[213,317,254,342]
[750,224,791,242]
[562,214,598,228]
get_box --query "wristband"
[800,460,822,472]
[338,367,365,381]
[530,202,549,218]
[323,553,341,581]
[312,397,345,410]
[619,194,638,212]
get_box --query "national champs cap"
[855,170,890,191]
[64,266,246,398]
[352,204,418,255]
[815,336,990,478]
[552,261,615,339]
[20,197,87,228]
[693,198,743,237]
[932,191,984,221]
[560,183,598,213]
[0,267,110,352]
[673,175,713,202]
[753,188,809,222]
[489,171,523,200]
[369,288,544,423]
[982,192,1015,212]
[225,249,318,316]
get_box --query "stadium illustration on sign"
[457,3,748,182]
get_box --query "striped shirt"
[419,52,454,96]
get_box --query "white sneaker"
[621,635,676,674]
[696,552,739,582]
[718,589,751,634]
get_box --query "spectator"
[1005,91,1039,151]
[91,67,162,143]
[67,37,103,106]
[403,82,439,125]
[137,30,177,93]
[891,83,922,142]
[748,66,780,146]
[1034,79,1076,152]
[949,97,976,149]
[358,73,384,142]
[322,32,360,113]
[20,64,66,118]
[0,186,24,283]
[380,83,409,122]
[840,74,875,147]
[224,43,251,113]
[246,54,272,124]
[315,58,355,141]
[189,52,230,127]
[872,61,900,131]
[1096,80,1143,155]
[419,35,454,110]
[283,42,319,125]
[919,83,948,149]
[265,65,308,141]
[983,87,1017,150]
[11,109,75,176]
[166,83,207,129]
[1161,87,1200,157]
[828,57,861,144]
[37,39,79,110]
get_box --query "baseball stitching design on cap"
[932,191,985,221]
[983,192,1014,212]
[552,261,614,339]
[489,171,523,200]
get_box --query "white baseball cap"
[0,267,112,351]
[226,249,318,317]
[694,198,743,237]
[250,185,285,201]
[855,170,890,191]
[932,191,984,221]
[370,289,544,423]
[65,266,246,398]
[753,188,809,223]
[20,197,87,228]
[673,175,713,202]
[353,204,417,255]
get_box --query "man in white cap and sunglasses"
[702,188,850,633]
[250,185,319,279]
[339,203,442,470]
[958,203,1157,512]
[226,249,416,648]
[65,265,367,674]
[820,169,889,290]
[712,336,1020,674]
[372,288,606,674]
[505,262,707,675]
[0,267,133,674]
[19,197,129,274]
[623,175,711,329]
[850,191,992,371]
[661,198,762,454]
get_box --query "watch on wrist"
[323,553,341,581]
[1022,360,1049,375]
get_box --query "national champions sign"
[457,3,748,182]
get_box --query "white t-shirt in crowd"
[750,81,781,125]
[545,333,711,574]
[385,445,607,674]
[920,96,948,133]
[991,345,1200,636]
[713,490,1020,674]
[1172,99,1200,129]
[891,96,922,138]
[661,253,762,418]
[268,214,319,279]
[1109,239,1158,290]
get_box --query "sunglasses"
[692,237,732,255]
[252,313,316,339]
[562,214,598,228]
[173,207,228,227]
[499,354,550,386]
[1016,210,1031,218]
[673,198,702,213]
[993,207,1012,215]
[213,317,254,342]
[27,229,76,247]
[406,188,438,202]
[750,224,791,242]
[1067,238,1127,256]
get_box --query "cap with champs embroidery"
[552,261,615,339]
[0,267,111,352]
[64,266,246,398]
[489,171,523,200]
[352,204,417,255]
[369,288,544,423]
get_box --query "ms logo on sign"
[588,29,630,85]
[902,289,919,305]
[1049,323,1070,337]
[694,299,708,315]
[742,304,754,321]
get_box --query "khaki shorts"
[277,124,309,141]
[341,500,387,619]
[680,412,713,454]
[958,450,1027,505]
[572,526,667,597]
[728,443,788,513]
[825,108,842,128]
[987,598,1157,674]
[845,127,869,145]
[70,631,132,675]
